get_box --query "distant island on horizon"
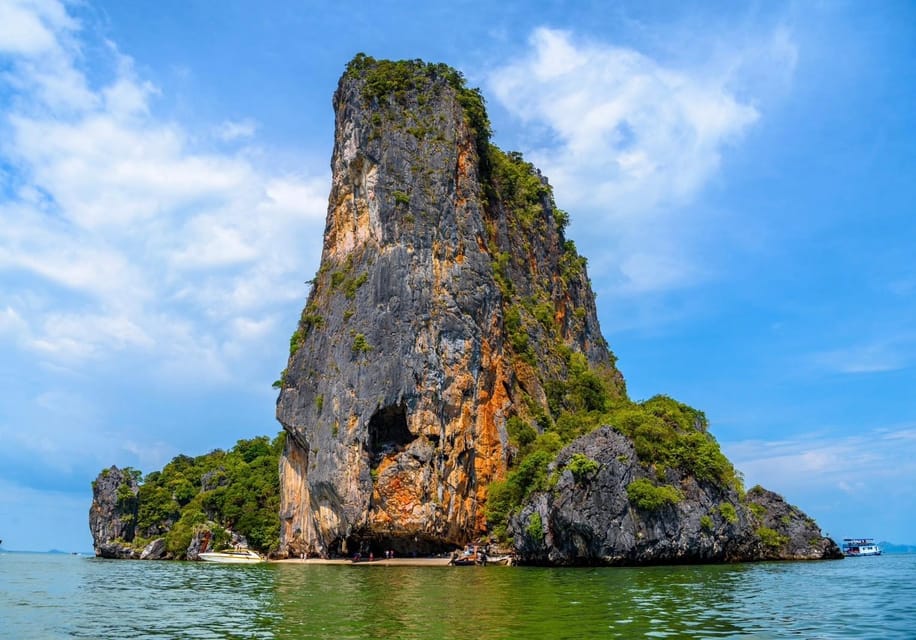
[877,541,916,554]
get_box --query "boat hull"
[198,551,263,564]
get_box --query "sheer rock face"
[275,58,838,564]
[510,426,841,565]
[275,61,614,558]
[89,466,139,559]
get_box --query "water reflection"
[4,553,913,639]
[268,563,751,639]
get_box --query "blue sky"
[1,0,914,552]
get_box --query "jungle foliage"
[123,433,286,557]
[486,347,742,540]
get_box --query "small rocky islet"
[90,55,842,565]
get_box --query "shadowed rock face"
[509,426,841,565]
[744,486,843,560]
[275,58,617,558]
[89,466,139,559]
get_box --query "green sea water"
[1,551,913,639]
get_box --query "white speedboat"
[841,538,881,557]
[198,548,264,563]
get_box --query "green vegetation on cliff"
[345,53,491,153]
[104,433,285,557]
[482,146,618,400]
[467,102,741,540]
[289,54,751,553]
[486,357,742,539]
[626,478,684,511]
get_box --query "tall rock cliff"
[89,465,140,559]
[275,56,621,557]
[276,55,839,563]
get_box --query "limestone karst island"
[90,55,842,566]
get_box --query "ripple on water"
[1,553,915,639]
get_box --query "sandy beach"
[270,556,453,567]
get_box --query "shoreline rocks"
[509,427,841,565]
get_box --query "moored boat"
[198,548,264,563]
[448,544,514,566]
[841,538,881,557]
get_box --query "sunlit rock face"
[275,57,617,558]
[274,56,839,565]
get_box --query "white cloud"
[724,427,916,496]
[0,305,28,338]
[231,315,275,342]
[488,27,795,295]
[216,118,258,142]
[811,339,913,374]
[489,28,760,216]
[0,0,327,381]
[0,0,71,56]
[618,249,705,295]
[0,388,174,477]
[30,312,154,359]
[9,113,259,228]
[170,217,261,269]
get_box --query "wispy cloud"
[0,0,328,383]
[488,26,796,295]
[810,338,915,374]
[0,0,68,56]
[724,427,916,496]
[215,118,258,142]
[0,388,176,479]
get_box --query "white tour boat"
[841,538,881,557]
[198,548,264,563]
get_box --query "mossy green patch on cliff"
[345,53,491,153]
[351,332,373,355]
[526,512,545,544]
[757,526,788,549]
[747,501,768,520]
[718,502,739,525]
[566,453,600,482]
[626,478,684,511]
[344,272,368,300]
[288,305,324,362]
[487,148,552,231]
[603,395,740,489]
[485,446,557,540]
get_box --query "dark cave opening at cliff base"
[367,403,415,463]
[337,532,456,558]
